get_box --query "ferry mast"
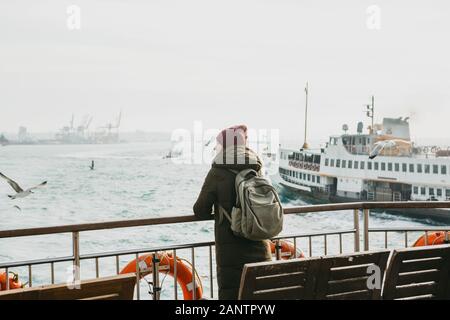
[366,95,375,134]
[302,82,309,149]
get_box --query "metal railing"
[1,201,450,299]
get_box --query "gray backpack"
[219,169,283,241]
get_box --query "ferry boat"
[278,91,450,221]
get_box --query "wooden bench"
[0,274,136,300]
[383,245,450,300]
[315,250,390,300]
[238,256,321,300]
[239,250,390,300]
[239,245,450,300]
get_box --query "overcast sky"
[1,0,449,145]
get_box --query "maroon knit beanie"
[216,125,248,148]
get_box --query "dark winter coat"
[193,147,272,300]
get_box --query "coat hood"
[212,145,262,172]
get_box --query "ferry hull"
[279,181,450,223]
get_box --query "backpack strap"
[218,168,257,224]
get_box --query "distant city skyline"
[1,0,449,146]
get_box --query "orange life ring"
[413,231,450,247]
[270,240,305,260]
[0,272,23,291]
[120,252,203,300]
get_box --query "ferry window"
[402,163,407,172]
[354,161,359,169]
[417,164,423,173]
[447,189,450,198]
[314,155,320,164]
[336,159,341,168]
[421,187,426,195]
[442,165,447,175]
[425,165,430,174]
[348,160,353,169]
[317,176,321,184]
[409,164,415,173]
[437,189,442,197]
[381,163,386,171]
[307,174,311,181]
[374,162,379,170]
[395,163,400,172]
[342,160,347,168]
[433,165,439,174]
[429,188,435,196]
[325,158,329,166]
[388,163,393,171]
[413,186,419,194]
[312,175,316,183]
[330,159,335,167]
[360,161,365,170]
[368,162,372,170]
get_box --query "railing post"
[72,231,80,283]
[275,240,281,260]
[5,267,9,290]
[353,209,360,252]
[191,248,196,300]
[135,253,140,300]
[152,253,161,300]
[209,246,214,299]
[363,209,370,251]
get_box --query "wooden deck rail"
[1,201,449,239]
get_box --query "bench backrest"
[382,245,450,300]
[314,250,390,300]
[0,274,136,300]
[238,257,321,300]
[239,250,391,300]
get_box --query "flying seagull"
[90,160,95,170]
[13,205,21,212]
[369,139,411,159]
[0,172,47,199]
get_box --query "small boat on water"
[278,89,450,222]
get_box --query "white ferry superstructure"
[278,117,450,221]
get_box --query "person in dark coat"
[193,125,272,300]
